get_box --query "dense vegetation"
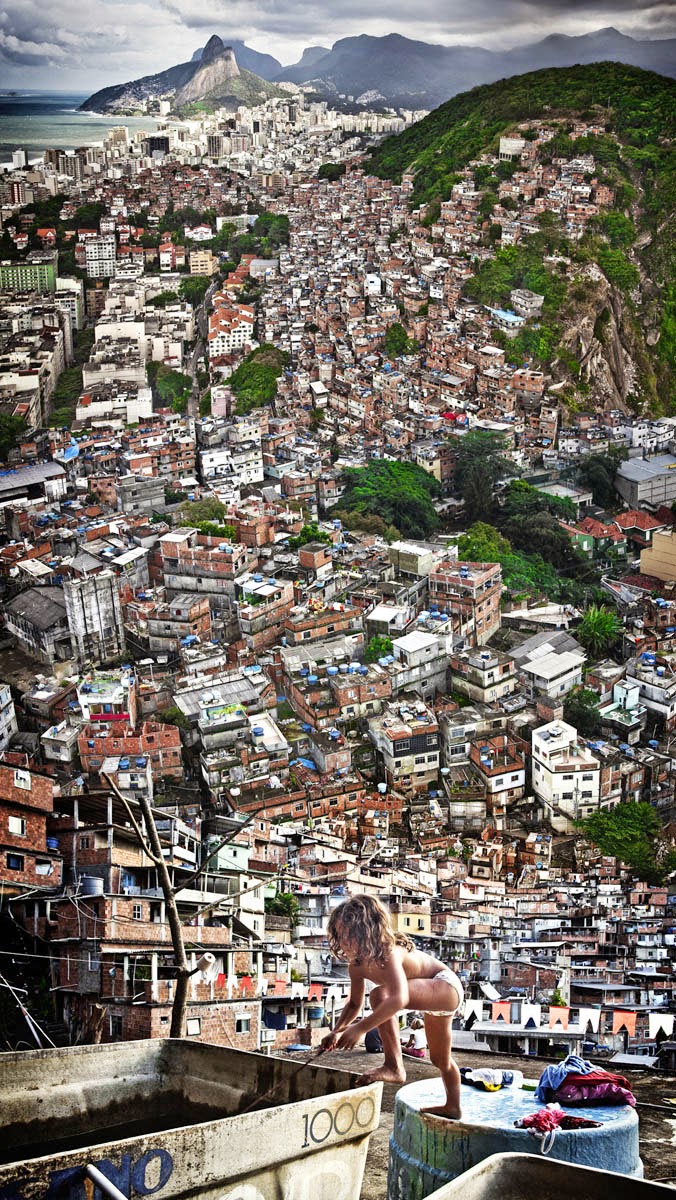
[331,460,441,539]
[455,443,604,604]
[367,63,675,207]
[229,344,289,415]
[50,328,96,427]
[368,63,675,402]
[577,802,676,885]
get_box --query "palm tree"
[577,604,622,658]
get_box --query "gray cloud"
[0,0,673,88]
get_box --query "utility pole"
[102,775,265,1038]
[103,774,192,1037]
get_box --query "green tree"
[265,892,299,923]
[574,448,628,508]
[318,162,346,181]
[178,496,227,525]
[577,801,666,883]
[383,323,416,358]
[229,344,289,416]
[576,605,622,659]
[457,522,510,561]
[452,431,516,522]
[158,705,190,731]
[179,275,211,306]
[288,522,332,550]
[0,414,26,460]
[153,365,192,409]
[550,987,567,1008]
[365,635,394,663]
[563,687,602,738]
[335,460,441,539]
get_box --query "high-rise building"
[63,570,125,665]
[84,235,117,279]
[0,252,58,293]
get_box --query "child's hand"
[320,1031,337,1053]
[336,1023,362,1051]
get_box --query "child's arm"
[320,968,365,1051]
[335,954,409,1050]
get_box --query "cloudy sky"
[1,0,674,91]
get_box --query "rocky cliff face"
[555,267,654,412]
[174,37,240,106]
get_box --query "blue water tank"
[308,674,318,684]
[327,666,339,676]
[252,726,265,736]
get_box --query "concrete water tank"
[0,1040,382,1200]
[387,1078,642,1199]
[425,1152,667,1200]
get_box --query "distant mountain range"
[80,26,676,113]
[81,36,287,114]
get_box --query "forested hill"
[367,62,675,411]
[367,62,675,208]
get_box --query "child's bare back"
[323,896,464,1119]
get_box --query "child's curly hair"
[327,895,413,966]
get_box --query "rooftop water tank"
[327,666,339,676]
[80,876,104,897]
[308,674,318,684]
[252,726,265,736]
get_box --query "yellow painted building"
[641,530,676,582]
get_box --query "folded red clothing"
[564,1069,631,1089]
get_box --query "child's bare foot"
[421,1104,462,1120]
[359,1064,407,1086]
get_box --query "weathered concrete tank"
[0,1039,382,1200]
[426,1152,672,1200]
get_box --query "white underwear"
[427,967,464,1017]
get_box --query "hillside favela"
[0,14,675,1200]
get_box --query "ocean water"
[0,91,161,166]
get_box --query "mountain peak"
[201,35,226,64]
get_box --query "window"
[427,754,436,763]
[79,835,91,849]
[8,816,26,836]
[236,1016,251,1034]
[110,1014,123,1039]
[186,1017,201,1036]
[510,773,520,782]
[414,756,425,764]
[417,919,425,929]
[132,904,143,920]
[7,853,24,871]
[88,951,100,971]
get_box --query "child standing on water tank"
[321,895,463,1119]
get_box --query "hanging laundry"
[492,1001,511,1023]
[549,1006,570,1030]
[578,1007,601,1034]
[612,1010,637,1036]
[521,1002,541,1028]
[463,999,484,1028]
[649,1012,675,1041]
